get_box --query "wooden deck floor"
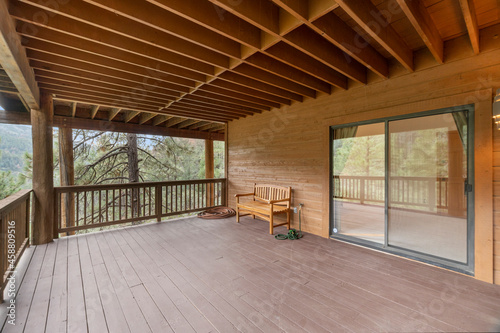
[2,215,500,332]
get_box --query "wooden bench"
[235,184,291,234]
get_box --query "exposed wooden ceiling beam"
[232,63,317,98]
[35,76,183,108]
[0,0,39,109]
[83,0,241,59]
[108,108,121,121]
[336,0,414,72]
[265,42,347,89]
[27,49,187,97]
[166,117,188,128]
[245,52,331,94]
[283,25,366,83]
[152,115,171,126]
[37,82,172,110]
[71,102,77,117]
[11,3,216,76]
[191,89,272,111]
[177,119,199,129]
[308,0,339,21]
[210,79,292,105]
[209,0,363,83]
[146,0,261,48]
[459,0,480,54]
[22,36,199,89]
[188,121,209,130]
[178,96,258,116]
[198,123,219,131]
[397,0,444,64]
[138,112,156,125]
[165,105,238,121]
[33,68,185,103]
[45,85,167,110]
[124,111,140,123]
[272,0,389,77]
[309,12,388,78]
[90,105,100,119]
[218,71,303,102]
[209,0,280,34]
[198,85,281,109]
[16,0,230,69]
[19,25,207,84]
[51,95,232,122]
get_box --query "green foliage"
[334,135,385,176]
[0,138,25,199]
[70,130,225,185]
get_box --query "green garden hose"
[275,204,303,240]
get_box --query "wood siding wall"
[228,25,500,284]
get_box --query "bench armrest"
[267,198,291,204]
[234,193,254,197]
[235,192,254,204]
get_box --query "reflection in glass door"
[388,112,468,263]
[331,108,472,271]
[332,123,385,244]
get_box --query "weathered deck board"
[2,216,500,332]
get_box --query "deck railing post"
[155,184,162,222]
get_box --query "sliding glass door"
[332,123,385,244]
[331,106,473,272]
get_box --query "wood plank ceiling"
[2,0,500,136]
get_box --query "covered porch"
[2,215,500,332]
[1,0,500,331]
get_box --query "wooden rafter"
[459,0,480,54]
[139,112,156,125]
[16,0,230,69]
[397,0,444,64]
[90,105,100,119]
[71,102,77,117]
[177,119,199,129]
[165,117,187,128]
[0,0,39,109]
[123,111,140,123]
[108,108,121,121]
[152,115,171,126]
[336,0,414,72]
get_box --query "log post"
[31,93,54,245]
[59,127,75,236]
[205,139,214,206]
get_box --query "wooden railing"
[333,175,450,210]
[0,189,31,302]
[54,178,226,235]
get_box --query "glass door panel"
[332,123,385,244]
[388,112,468,263]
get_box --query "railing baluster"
[52,179,227,234]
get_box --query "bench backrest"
[254,184,291,205]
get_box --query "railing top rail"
[54,178,227,193]
[0,189,32,215]
[333,175,449,181]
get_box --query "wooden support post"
[58,127,75,236]
[205,139,215,206]
[31,93,54,245]
[155,184,162,222]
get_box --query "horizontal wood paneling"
[228,24,500,284]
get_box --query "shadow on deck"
[1,215,500,332]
